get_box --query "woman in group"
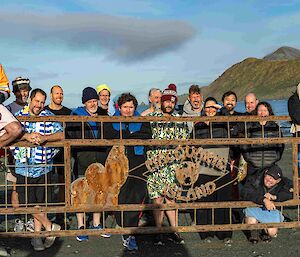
[241,101,284,184]
[193,96,233,244]
[104,93,152,251]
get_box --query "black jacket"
[288,92,300,125]
[241,175,293,205]
[241,121,284,172]
[66,107,108,177]
[194,119,228,144]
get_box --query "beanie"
[82,87,99,104]
[96,84,111,95]
[161,83,178,103]
[12,77,32,93]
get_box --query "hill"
[198,47,300,101]
[263,46,300,61]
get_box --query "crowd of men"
[0,63,295,252]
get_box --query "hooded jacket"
[182,99,203,133]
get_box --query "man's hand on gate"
[263,198,276,211]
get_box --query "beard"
[161,104,174,114]
[225,104,234,112]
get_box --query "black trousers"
[194,173,233,240]
[115,164,148,228]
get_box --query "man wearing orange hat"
[0,64,22,147]
[96,84,111,115]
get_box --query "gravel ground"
[0,227,300,257]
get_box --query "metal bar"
[292,143,299,199]
[17,115,292,123]
[0,200,298,214]
[2,221,300,238]
[64,143,71,207]
[11,137,300,148]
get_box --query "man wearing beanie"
[66,86,110,241]
[146,83,189,245]
[242,164,293,243]
[6,76,32,115]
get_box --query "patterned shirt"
[13,106,63,178]
[146,111,189,199]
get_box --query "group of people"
[0,63,295,252]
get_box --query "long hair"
[255,101,274,116]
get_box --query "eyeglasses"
[99,94,110,97]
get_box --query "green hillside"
[177,47,300,104]
[200,56,300,101]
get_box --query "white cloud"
[0,12,195,63]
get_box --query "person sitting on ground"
[13,88,63,251]
[242,164,293,243]
[141,88,162,116]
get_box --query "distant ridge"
[263,46,300,61]
[195,46,300,101]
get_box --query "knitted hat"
[12,77,32,93]
[161,83,178,103]
[96,84,111,95]
[82,87,99,104]
[265,164,282,180]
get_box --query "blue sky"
[1,0,300,107]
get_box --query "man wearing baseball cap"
[242,164,293,243]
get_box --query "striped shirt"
[13,107,63,178]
